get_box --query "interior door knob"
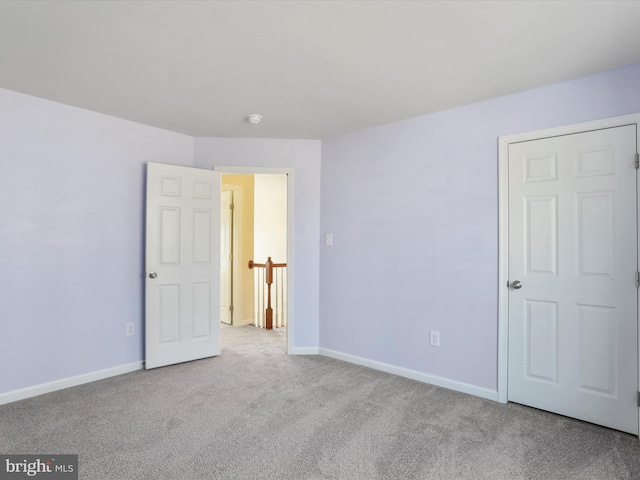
[510,280,522,289]
[149,272,158,279]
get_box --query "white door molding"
[220,189,234,325]
[498,113,640,406]
[222,183,243,325]
[213,166,295,354]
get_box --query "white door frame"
[214,166,295,354]
[221,183,242,325]
[498,113,640,406]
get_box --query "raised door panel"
[525,300,558,383]
[525,195,558,275]
[159,285,180,344]
[192,282,212,339]
[160,208,181,266]
[575,192,614,279]
[193,210,211,265]
[577,304,616,396]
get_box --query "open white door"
[145,162,221,369]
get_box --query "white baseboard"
[289,346,320,355]
[319,348,498,402]
[0,352,499,406]
[0,361,143,406]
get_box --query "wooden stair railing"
[248,257,287,330]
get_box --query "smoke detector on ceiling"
[247,114,262,124]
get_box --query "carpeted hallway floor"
[1,324,639,479]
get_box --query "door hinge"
[230,203,235,210]
[229,305,234,312]
[637,391,640,407]
[635,153,639,169]
[636,272,640,288]
[230,253,233,262]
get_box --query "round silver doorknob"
[149,272,158,279]
[510,280,522,289]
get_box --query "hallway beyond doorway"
[221,324,286,356]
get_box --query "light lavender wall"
[320,62,640,391]
[193,138,322,348]
[3,61,639,398]
[0,88,194,394]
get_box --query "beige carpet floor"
[1,324,639,479]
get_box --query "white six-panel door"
[507,125,638,434]
[145,163,221,369]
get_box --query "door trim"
[222,183,242,325]
[497,113,640,408]
[214,166,295,354]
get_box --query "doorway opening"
[217,169,291,354]
[144,164,294,371]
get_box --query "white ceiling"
[1,1,640,139]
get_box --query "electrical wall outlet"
[126,322,135,336]
[429,330,440,347]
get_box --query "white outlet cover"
[429,331,440,347]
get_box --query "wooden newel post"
[249,256,286,330]
[265,257,273,330]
